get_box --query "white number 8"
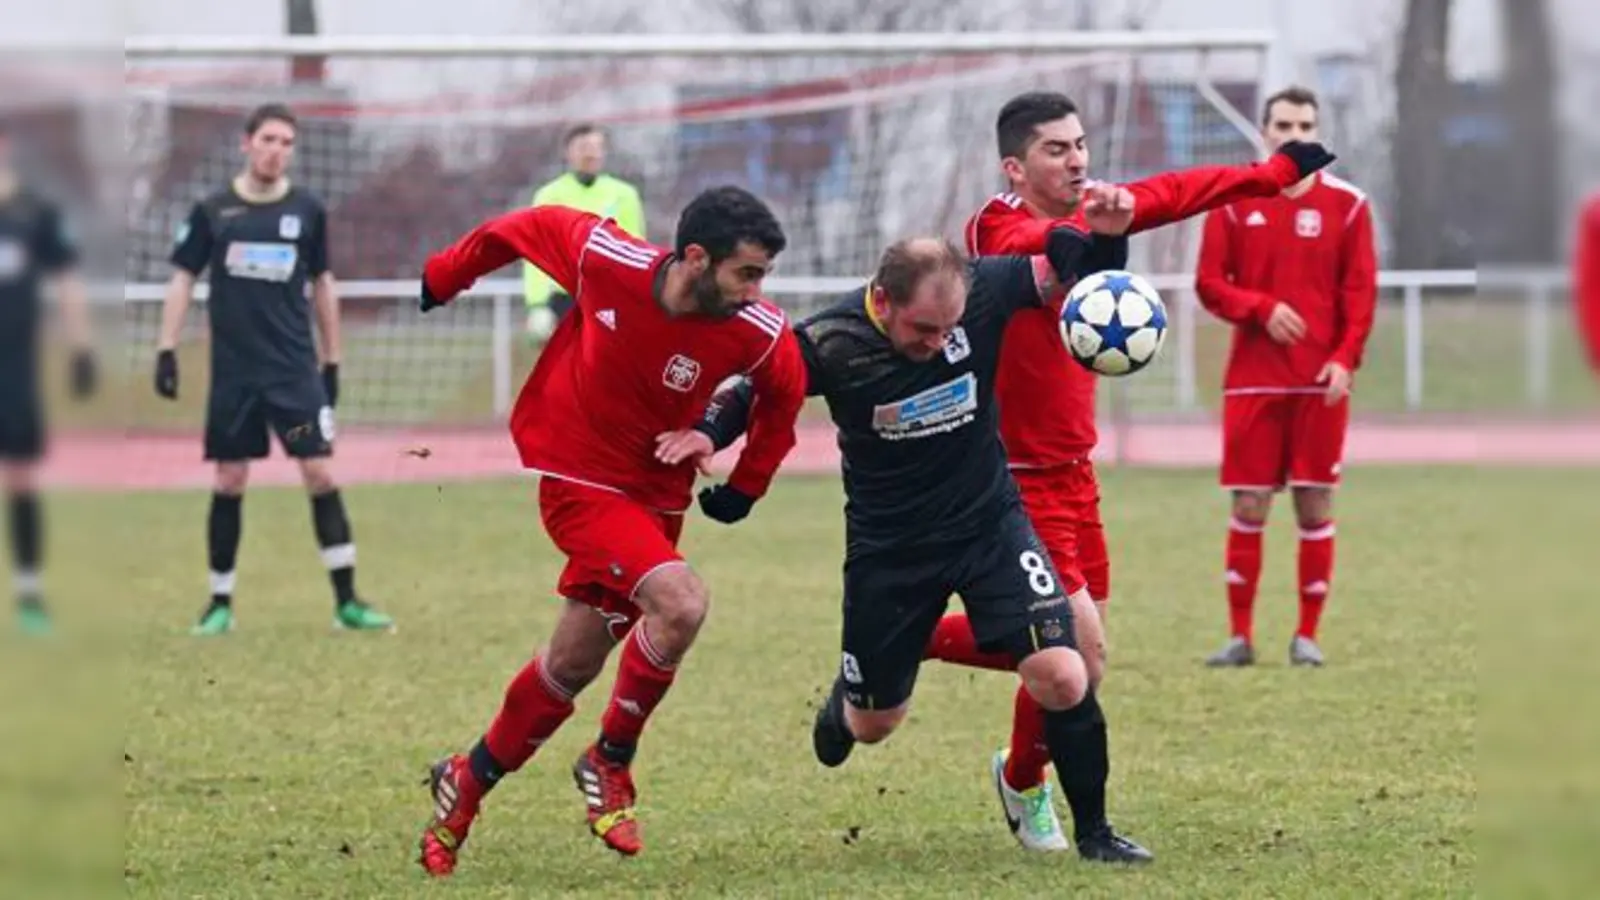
[1018,550,1056,596]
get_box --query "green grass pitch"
[11,466,1600,896]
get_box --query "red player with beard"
[411,186,808,873]
[921,91,1336,852]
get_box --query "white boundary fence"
[122,266,1575,416]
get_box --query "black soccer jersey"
[171,183,329,383]
[701,255,1048,554]
[0,189,77,379]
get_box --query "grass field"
[6,466,1598,897]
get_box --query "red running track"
[39,419,1600,492]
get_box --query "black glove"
[154,349,178,400]
[697,483,756,524]
[1084,233,1130,273]
[322,363,340,408]
[1044,224,1094,286]
[69,348,96,400]
[1274,140,1337,180]
[419,277,446,313]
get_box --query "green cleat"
[191,602,235,636]
[334,599,394,632]
[16,601,51,637]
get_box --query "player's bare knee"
[298,459,336,494]
[1070,590,1107,687]
[635,564,708,651]
[1017,646,1089,711]
[1232,489,1271,524]
[214,463,249,495]
[1,462,36,494]
[843,704,905,744]
[1292,487,1333,528]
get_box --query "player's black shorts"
[837,500,1077,710]
[204,376,333,462]
[0,378,44,462]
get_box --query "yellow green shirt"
[522,172,645,308]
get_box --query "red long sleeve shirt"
[423,205,807,511]
[965,153,1305,465]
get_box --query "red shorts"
[1220,391,1350,491]
[1012,461,1111,602]
[538,477,686,641]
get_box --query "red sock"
[1002,685,1051,791]
[1297,520,1335,639]
[598,624,678,752]
[1226,517,1265,642]
[923,613,1014,671]
[482,656,576,773]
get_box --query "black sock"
[467,738,507,793]
[597,734,637,767]
[1042,690,1111,841]
[8,493,41,604]
[208,493,243,607]
[310,490,357,606]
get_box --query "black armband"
[694,377,755,451]
[1044,225,1095,286]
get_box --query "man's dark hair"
[1261,85,1320,124]
[995,91,1080,159]
[563,123,602,146]
[874,237,969,307]
[674,186,787,263]
[244,103,297,137]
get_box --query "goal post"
[115,30,1276,431]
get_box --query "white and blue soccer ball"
[1060,270,1169,376]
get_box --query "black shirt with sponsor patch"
[170,184,329,383]
[703,256,1045,555]
[0,189,77,381]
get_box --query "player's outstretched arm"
[1125,141,1336,233]
[1194,209,1276,326]
[421,205,596,311]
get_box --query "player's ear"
[1000,157,1025,184]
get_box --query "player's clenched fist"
[153,348,179,399]
[654,428,715,475]
[1273,140,1337,180]
[1264,303,1307,345]
[697,483,755,524]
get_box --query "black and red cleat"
[572,745,643,856]
[417,754,484,876]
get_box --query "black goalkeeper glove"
[419,277,446,313]
[1044,224,1095,286]
[1274,140,1337,180]
[69,348,97,400]
[154,349,179,400]
[322,363,340,408]
[697,483,756,524]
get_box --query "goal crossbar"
[119,30,1275,59]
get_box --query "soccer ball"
[1059,270,1169,376]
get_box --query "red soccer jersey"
[965,153,1304,465]
[1575,191,1600,372]
[1195,172,1378,391]
[423,205,807,512]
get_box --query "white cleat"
[1289,636,1325,667]
[991,749,1070,852]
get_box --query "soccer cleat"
[417,754,484,877]
[334,599,395,632]
[572,745,643,856]
[1075,823,1154,864]
[991,749,1069,851]
[191,602,235,636]
[1289,636,1325,667]
[16,601,51,637]
[811,678,856,768]
[1204,636,1256,667]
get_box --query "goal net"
[118,33,1271,432]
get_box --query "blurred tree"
[1497,0,1557,263]
[1392,0,1451,267]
